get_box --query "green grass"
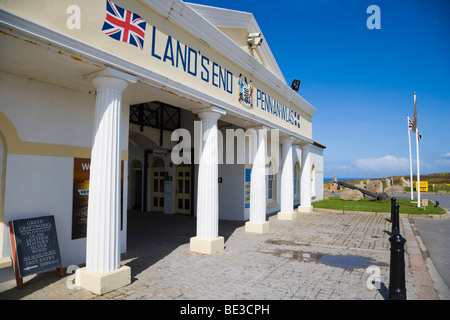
[314,196,446,215]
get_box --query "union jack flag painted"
[101,0,146,50]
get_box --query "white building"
[0,0,325,294]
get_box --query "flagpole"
[416,126,421,207]
[411,92,421,207]
[407,115,413,200]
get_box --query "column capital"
[248,125,271,132]
[92,76,128,91]
[193,106,226,119]
[84,66,137,83]
[299,143,312,151]
[197,111,222,121]
[281,136,295,145]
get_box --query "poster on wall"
[244,166,251,209]
[71,158,124,240]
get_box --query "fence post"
[390,197,396,222]
[388,233,407,300]
[391,202,400,235]
[388,200,407,300]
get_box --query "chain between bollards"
[388,197,407,300]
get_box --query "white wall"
[2,155,85,266]
[0,72,129,270]
[218,164,245,220]
[0,71,129,150]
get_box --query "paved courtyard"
[1,208,437,301]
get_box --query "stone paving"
[0,209,431,300]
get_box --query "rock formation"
[399,176,410,187]
[340,188,364,201]
[366,180,383,194]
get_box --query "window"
[132,160,143,169]
[294,162,300,198]
[267,161,274,201]
[153,157,164,167]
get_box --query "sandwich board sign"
[9,215,63,288]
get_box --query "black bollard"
[391,202,400,235]
[390,197,396,223]
[388,233,407,300]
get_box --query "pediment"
[186,3,286,83]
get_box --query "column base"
[298,206,313,213]
[190,236,224,255]
[245,221,270,234]
[75,265,131,295]
[0,257,12,269]
[277,211,297,220]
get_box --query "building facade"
[0,0,324,294]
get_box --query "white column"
[190,108,225,254]
[299,144,313,213]
[278,136,297,220]
[76,75,131,295]
[86,76,126,272]
[245,127,270,233]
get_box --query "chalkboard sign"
[9,215,63,284]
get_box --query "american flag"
[101,0,146,50]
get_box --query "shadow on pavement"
[122,210,245,282]
[0,210,245,298]
[0,269,65,300]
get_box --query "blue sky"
[186,0,450,179]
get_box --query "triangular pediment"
[186,3,286,83]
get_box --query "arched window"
[132,160,143,170]
[294,162,300,199]
[267,161,274,201]
[311,163,316,197]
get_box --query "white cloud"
[434,152,450,167]
[352,155,411,173]
[325,154,440,179]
